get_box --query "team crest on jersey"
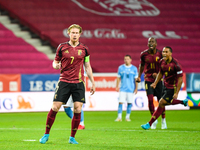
[78,50,82,55]
[156,56,160,61]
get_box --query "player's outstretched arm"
[84,61,95,95]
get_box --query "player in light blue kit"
[115,55,138,121]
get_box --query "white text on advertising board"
[29,80,58,91]
[63,28,126,39]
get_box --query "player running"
[136,37,166,129]
[141,46,188,130]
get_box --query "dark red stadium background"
[0,0,199,73]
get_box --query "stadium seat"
[0,23,59,73]
[0,0,199,73]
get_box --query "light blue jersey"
[118,64,138,93]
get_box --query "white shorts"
[119,92,134,103]
[62,96,73,108]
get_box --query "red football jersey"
[159,58,183,89]
[55,42,90,83]
[140,49,162,82]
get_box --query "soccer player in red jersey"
[136,37,166,129]
[141,46,188,130]
[39,24,95,144]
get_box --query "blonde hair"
[67,24,82,34]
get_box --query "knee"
[52,104,61,112]
[158,99,166,108]
[73,102,83,113]
[74,107,82,113]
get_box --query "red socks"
[148,94,166,119]
[44,109,81,138]
[45,109,57,134]
[147,94,155,115]
[71,113,81,137]
[149,106,164,126]
[162,107,166,118]
[171,99,183,105]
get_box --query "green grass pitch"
[0,110,199,150]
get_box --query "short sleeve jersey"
[140,49,162,82]
[159,58,183,89]
[55,42,90,83]
[118,64,138,93]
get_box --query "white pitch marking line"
[0,128,199,133]
[23,139,36,141]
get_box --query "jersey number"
[150,63,155,69]
[70,56,74,64]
